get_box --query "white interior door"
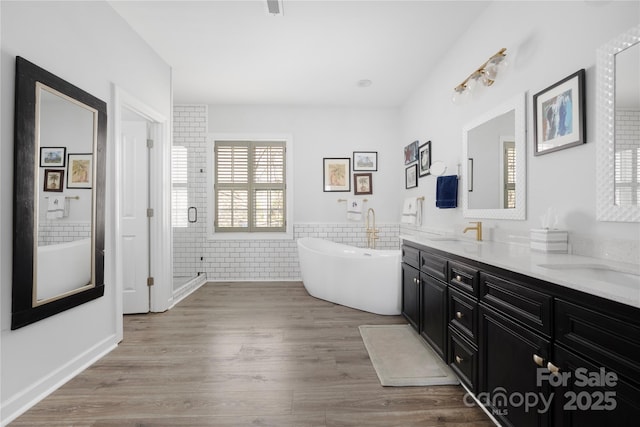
[121,120,150,314]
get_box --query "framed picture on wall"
[67,153,93,189]
[404,140,419,165]
[405,164,418,189]
[43,169,64,192]
[354,173,372,195]
[418,141,431,177]
[40,147,66,167]
[353,151,378,171]
[533,69,586,155]
[323,157,351,192]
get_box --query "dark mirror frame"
[12,56,106,330]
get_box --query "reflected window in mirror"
[12,57,106,329]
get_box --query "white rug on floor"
[359,324,459,387]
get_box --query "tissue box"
[530,229,568,253]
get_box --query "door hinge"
[147,208,154,218]
[147,277,155,287]
[147,139,154,148]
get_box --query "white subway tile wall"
[38,222,91,246]
[173,105,401,281]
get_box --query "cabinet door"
[480,304,552,427]
[402,263,420,331]
[551,344,640,426]
[420,275,447,359]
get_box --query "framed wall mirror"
[12,57,106,329]
[596,25,640,222]
[462,92,526,220]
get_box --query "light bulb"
[452,86,471,105]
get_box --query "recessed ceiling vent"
[266,0,284,16]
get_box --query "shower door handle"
[188,207,197,223]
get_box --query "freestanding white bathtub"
[297,237,402,315]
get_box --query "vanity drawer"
[480,272,552,336]
[402,244,420,269]
[449,287,477,343]
[448,326,478,392]
[420,251,447,281]
[449,261,479,297]
[555,299,640,383]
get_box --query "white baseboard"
[1,334,118,426]
[170,274,208,309]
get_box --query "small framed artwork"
[323,157,351,192]
[67,153,93,189]
[404,140,419,165]
[354,173,373,195]
[405,164,418,189]
[353,151,378,171]
[43,169,64,192]
[40,147,66,167]
[418,141,432,177]
[533,69,586,155]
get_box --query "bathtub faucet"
[366,208,379,249]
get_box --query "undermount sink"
[537,263,640,285]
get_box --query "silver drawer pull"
[455,311,464,319]
[455,275,462,282]
[455,355,464,364]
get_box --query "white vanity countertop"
[400,234,640,309]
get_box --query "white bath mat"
[359,324,459,387]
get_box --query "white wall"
[401,1,640,261]
[208,105,403,223]
[0,1,172,424]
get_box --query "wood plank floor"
[11,282,493,426]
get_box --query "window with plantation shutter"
[214,141,286,232]
[615,147,639,206]
[503,141,516,209]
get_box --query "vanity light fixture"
[452,48,508,104]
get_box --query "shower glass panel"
[172,144,203,290]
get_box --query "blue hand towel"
[436,175,458,209]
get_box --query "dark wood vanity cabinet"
[419,250,448,359]
[478,272,554,427]
[401,262,420,331]
[447,259,479,391]
[402,244,448,359]
[479,304,552,427]
[400,241,640,426]
[420,273,447,359]
[551,299,640,426]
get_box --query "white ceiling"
[109,0,490,108]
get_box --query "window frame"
[207,134,293,240]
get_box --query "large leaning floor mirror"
[12,57,107,329]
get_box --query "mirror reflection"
[467,109,515,209]
[35,84,96,304]
[614,41,640,206]
[462,92,526,220]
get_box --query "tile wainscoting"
[175,223,401,282]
